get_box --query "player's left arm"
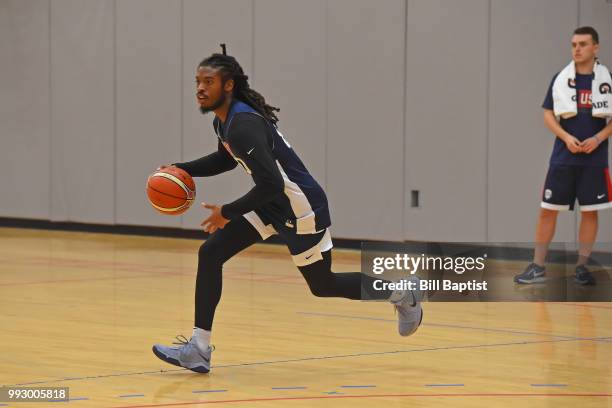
[201,115,284,233]
[582,119,612,154]
[582,71,612,154]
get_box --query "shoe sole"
[515,276,547,284]
[152,346,210,374]
[574,277,596,286]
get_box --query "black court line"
[7,335,612,387]
[296,310,608,340]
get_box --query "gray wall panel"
[580,0,612,243]
[488,0,578,242]
[115,0,182,227]
[404,0,488,242]
[253,0,327,191]
[2,0,610,245]
[327,0,405,240]
[50,0,115,223]
[0,0,50,219]
[181,0,254,231]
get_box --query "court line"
[192,390,227,394]
[553,302,612,310]
[531,384,567,387]
[9,335,612,387]
[108,392,612,407]
[425,384,464,387]
[296,311,590,340]
[270,387,307,390]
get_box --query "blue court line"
[340,385,376,388]
[296,311,586,340]
[271,387,308,390]
[425,384,465,387]
[118,394,145,398]
[192,390,227,393]
[9,335,612,387]
[47,396,87,403]
[531,384,568,387]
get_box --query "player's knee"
[581,210,598,220]
[540,208,558,218]
[298,263,333,297]
[198,240,222,265]
[306,281,332,297]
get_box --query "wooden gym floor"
[0,227,611,408]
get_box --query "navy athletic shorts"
[242,210,333,266]
[541,164,612,212]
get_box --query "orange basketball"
[146,166,196,215]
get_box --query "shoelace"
[171,335,215,352]
[172,335,190,346]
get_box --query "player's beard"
[199,92,227,115]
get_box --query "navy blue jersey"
[176,99,331,234]
[542,72,609,166]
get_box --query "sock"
[192,327,211,351]
[577,254,589,266]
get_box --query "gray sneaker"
[152,335,213,373]
[514,263,546,284]
[575,264,596,285]
[391,277,423,337]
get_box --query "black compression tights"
[194,217,391,330]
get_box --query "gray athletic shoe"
[514,263,546,284]
[391,277,423,337]
[575,264,596,285]
[152,335,213,373]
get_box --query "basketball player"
[152,46,423,373]
[514,27,612,285]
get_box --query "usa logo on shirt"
[577,89,592,109]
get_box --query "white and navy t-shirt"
[176,99,331,234]
[543,72,609,167]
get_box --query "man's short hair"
[573,26,599,44]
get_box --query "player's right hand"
[564,135,582,154]
[156,164,175,171]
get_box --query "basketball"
[146,166,196,215]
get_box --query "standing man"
[515,27,612,285]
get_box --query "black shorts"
[242,210,333,266]
[541,164,612,211]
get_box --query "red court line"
[553,302,612,310]
[109,392,612,407]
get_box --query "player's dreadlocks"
[199,44,280,124]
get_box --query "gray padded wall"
[488,0,578,242]
[115,0,182,227]
[0,0,51,219]
[2,0,611,244]
[404,0,488,242]
[327,0,406,241]
[253,0,327,191]
[580,0,612,243]
[181,0,254,230]
[50,0,115,223]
